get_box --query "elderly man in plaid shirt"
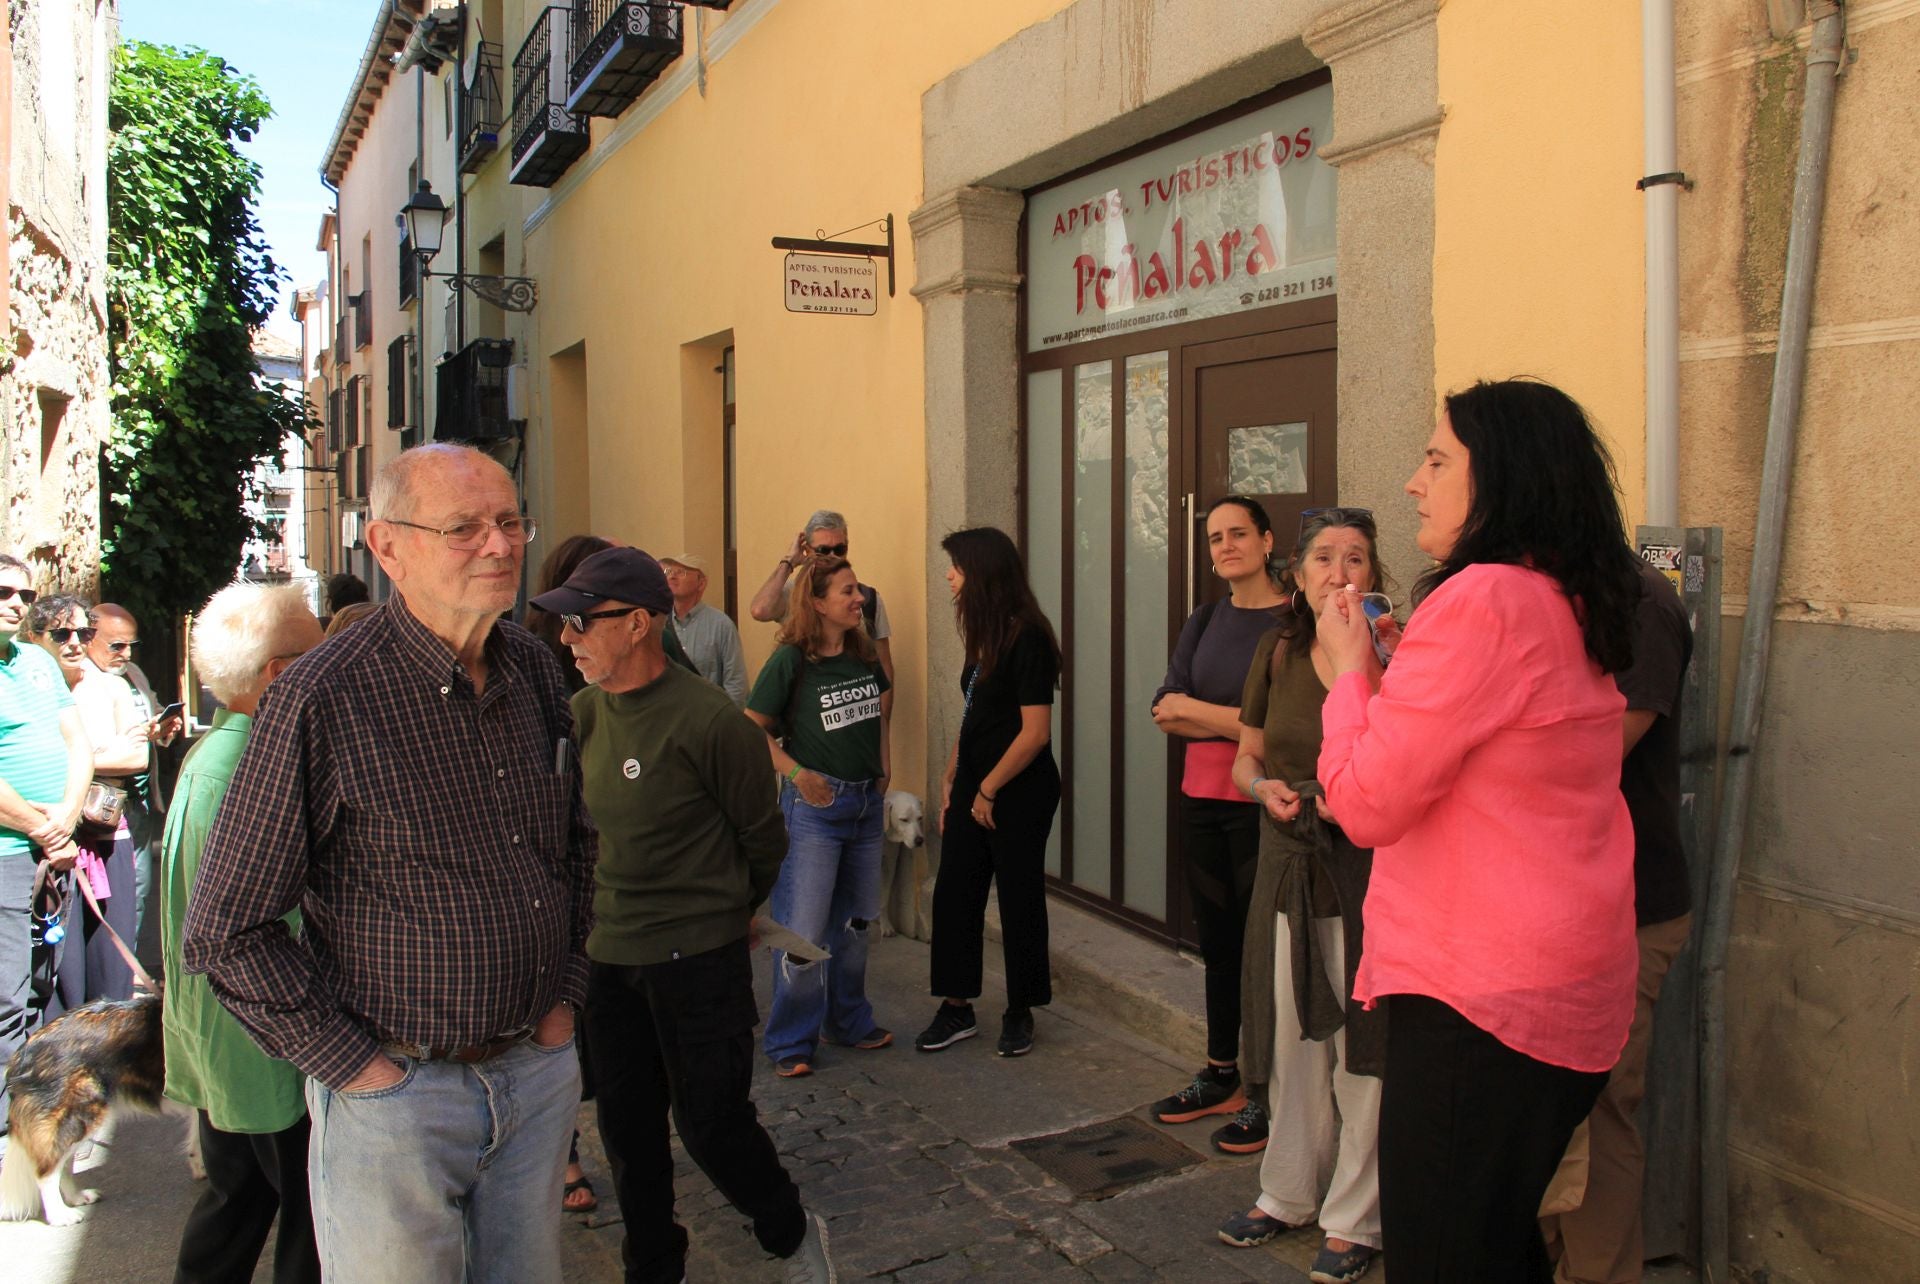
[184,444,595,1284]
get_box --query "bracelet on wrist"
[977,787,996,802]
[786,764,803,783]
[1248,775,1268,800]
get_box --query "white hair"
[370,443,509,522]
[192,583,317,703]
[804,509,848,537]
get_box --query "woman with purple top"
[1147,496,1286,1154]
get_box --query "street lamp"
[398,180,537,312]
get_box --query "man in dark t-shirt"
[1544,558,1694,1284]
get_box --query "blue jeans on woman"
[762,776,884,1064]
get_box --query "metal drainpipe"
[1642,0,1680,525]
[1698,6,1846,1282]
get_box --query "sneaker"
[847,1027,893,1050]
[785,1211,837,1283]
[1217,1207,1299,1248]
[775,1056,813,1078]
[996,1008,1034,1057]
[915,1003,977,1051]
[1310,1241,1377,1283]
[1210,1098,1269,1154]
[1152,1067,1247,1123]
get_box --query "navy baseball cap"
[529,547,673,617]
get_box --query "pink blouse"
[1318,563,1636,1073]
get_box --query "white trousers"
[1255,914,1384,1249]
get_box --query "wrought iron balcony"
[567,1,683,118]
[436,338,521,441]
[460,40,504,174]
[511,6,590,188]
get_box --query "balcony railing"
[460,40,505,174]
[567,2,683,118]
[510,7,590,188]
[435,338,520,441]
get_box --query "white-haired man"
[184,444,595,1283]
[162,583,323,1284]
[747,511,893,694]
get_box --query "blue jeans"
[762,776,884,1063]
[305,1035,581,1283]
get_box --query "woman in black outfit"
[917,527,1062,1058]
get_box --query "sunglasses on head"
[810,542,849,558]
[48,627,97,645]
[0,586,39,605]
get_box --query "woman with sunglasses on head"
[1316,379,1642,1280]
[28,596,146,1011]
[1213,509,1393,1284]
[744,555,893,1079]
[918,528,1062,1059]
[1146,496,1286,1154]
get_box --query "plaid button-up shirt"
[182,596,596,1089]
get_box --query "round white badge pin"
[622,758,642,779]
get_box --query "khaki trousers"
[1542,912,1693,1284]
[1256,915,1383,1249]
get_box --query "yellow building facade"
[310,3,1918,1278]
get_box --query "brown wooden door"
[1183,324,1338,614]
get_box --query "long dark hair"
[1420,379,1639,673]
[1270,508,1392,661]
[776,555,877,664]
[941,526,1060,682]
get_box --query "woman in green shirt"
[745,556,892,1078]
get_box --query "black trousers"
[930,768,1060,1010]
[1179,796,1261,1063]
[586,941,805,1284]
[1378,994,1609,1283]
[53,834,138,1013]
[173,1111,320,1284]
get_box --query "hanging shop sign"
[1025,82,1336,352]
[783,253,880,316]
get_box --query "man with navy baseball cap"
[534,547,835,1283]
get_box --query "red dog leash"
[71,868,161,994]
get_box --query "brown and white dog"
[0,991,197,1225]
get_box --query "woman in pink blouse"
[1315,379,1642,1281]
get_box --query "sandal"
[562,1177,598,1213]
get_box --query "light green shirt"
[0,638,75,858]
[160,708,307,1132]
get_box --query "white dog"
[879,791,926,938]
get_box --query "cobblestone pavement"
[0,930,1700,1282]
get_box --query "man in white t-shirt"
[88,603,182,940]
[747,510,893,699]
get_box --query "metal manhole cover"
[1009,1114,1204,1199]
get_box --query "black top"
[1618,560,1694,925]
[1155,598,1285,736]
[955,625,1059,797]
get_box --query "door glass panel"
[1070,361,1113,899]
[1025,369,1065,879]
[1121,353,1170,918]
[1228,421,1309,495]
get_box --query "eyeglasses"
[107,640,138,654]
[47,627,98,645]
[0,587,38,605]
[810,542,849,558]
[384,515,538,552]
[1299,506,1374,535]
[560,608,634,633]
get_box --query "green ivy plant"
[103,41,311,637]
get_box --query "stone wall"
[1,0,114,592]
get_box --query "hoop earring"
[1209,564,1223,578]
[1289,589,1305,615]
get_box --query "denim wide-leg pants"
[762,776,884,1063]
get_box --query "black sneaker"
[997,1008,1034,1057]
[1211,1098,1269,1154]
[1152,1068,1247,1124]
[915,1003,977,1051]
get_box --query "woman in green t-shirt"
[745,556,893,1078]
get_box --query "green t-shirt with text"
[747,644,888,783]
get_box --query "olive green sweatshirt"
[573,663,788,965]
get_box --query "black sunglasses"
[560,608,634,633]
[0,586,38,605]
[48,627,98,645]
[810,542,849,558]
